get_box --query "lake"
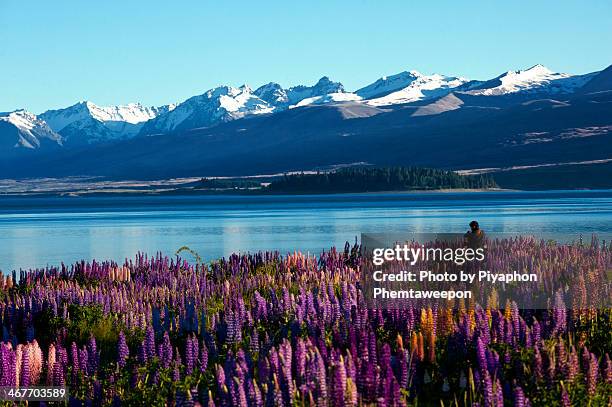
[1,190,611,272]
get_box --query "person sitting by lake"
[465,220,486,248]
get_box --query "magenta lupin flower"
[20,348,31,387]
[513,385,526,407]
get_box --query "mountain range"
[1,63,611,189]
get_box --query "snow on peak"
[139,84,275,134]
[85,102,162,124]
[285,77,345,105]
[0,109,62,149]
[522,64,553,75]
[290,92,363,108]
[217,86,273,115]
[38,100,174,143]
[363,72,468,106]
[140,77,348,134]
[466,65,591,96]
[254,82,288,106]
[41,101,169,132]
[356,71,423,99]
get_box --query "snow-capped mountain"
[2,62,611,184]
[40,101,173,144]
[463,64,595,96]
[254,77,345,107]
[139,85,274,135]
[284,77,345,106]
[291,92,362,108]
[361,71,469,106]
[1,63,608,156]
[141,77,347,134]
[356,71,423,99]
[0,110,62,149]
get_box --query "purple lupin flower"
[586,353,599,396]
[246,377,263,407]
[159,331,173,369]
[294,338,306,385]
[604,353,612,384]
[556,339,567,377]
[483,370,493,407]
[279,339,294,405]
[249,330,259,355]
[70,342,80,370]
[533,347,543,382]
[552,292,567,335]
[476,337,487,374]
[79,347,89,376]
[269,375,284,407]
[190,335,199,370]
[185,335,195,375]
[200,340,209,372]
[531,319,541,344]
[52,360,65,386]
[87,336,99,375]
[231,376,247,407]
[560,388,571,407]
[566,346,579,381]
[513,385,526,407]
[144,327,156,360]
[173,352,181,382]
[314,348,328,404]
[137,341,147,364]
[117,331,129,368]
[331,354,347,407]
[581,346,591,372]
[495,378,504,407]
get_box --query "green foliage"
[32,307,65,350]
[65,304,122,366]
[266,166,498,194]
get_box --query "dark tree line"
[266,167,498,193]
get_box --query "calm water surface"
[1,190,611,272]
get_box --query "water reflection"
[0,191,611,271]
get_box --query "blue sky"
[1,0,611,113]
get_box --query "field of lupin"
[0,237,610,406]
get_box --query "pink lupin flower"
[15,344,23,387]
[46,344,56,385]
[26,341,43,385]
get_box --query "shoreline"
[2,187,523,198]
[7,187,612,198]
